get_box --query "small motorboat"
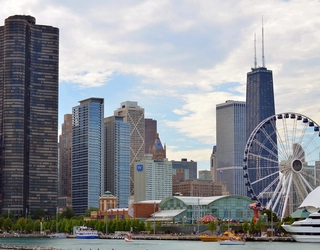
[124,233,134,242]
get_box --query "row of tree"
[206,214,295,235]
[0,208,294,235]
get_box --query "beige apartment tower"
[114,101,145,195]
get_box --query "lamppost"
[153,201,156,235]
[271,210,273,238]
[197,198,200,234]
[105,202,108,235]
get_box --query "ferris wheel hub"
[291,158,303,173]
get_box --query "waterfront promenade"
[0,232,294,242]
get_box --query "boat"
[75,226,99,239]
[282,211,320,242]
[219,239,245,245]
[125,238,134,242]
[124,233,134,242]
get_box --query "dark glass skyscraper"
[246,67,275,138]
[245,66,277,202]
[0,15,59,217]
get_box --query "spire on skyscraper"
[262,16,265,67]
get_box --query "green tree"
[64,220,72,233]
[207,221,217,235]
[137,220,145,232]
[249,219,256,233]
[3,218,13,232]
[220,221,228,233]
[255,218,264,234]
[0,217,5,230]
[156,221,162,232]
[145,221,152,232]
[278,215,295,233]
[34,219,41,232]
[25,216,34,233]
[242,220,250,235]
[17,217,26,232]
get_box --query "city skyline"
[1,1,320,171]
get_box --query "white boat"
[282,211,320,242]
[75,226,99,239]
[124,233,134,242]
[219,239,245,245]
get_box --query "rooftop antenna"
[262,16,265,67]
[254,33,257,68]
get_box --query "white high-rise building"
[134,154,172,202]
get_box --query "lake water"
[0,238,320,250]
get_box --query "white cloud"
[1,0,320,169]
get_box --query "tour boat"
[75,226,99,239]
[282,211,320,242]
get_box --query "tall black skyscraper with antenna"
[245,20,277,203]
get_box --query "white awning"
[145,209,186,222]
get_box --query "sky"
[1,0,320,171]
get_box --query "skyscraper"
[246,67,275,140]
[114,101,145,195]
[59,114,72,198]
[245,27,277,202]
[216,100,246,196]
[104,116,130,208]
[145,118,157,154]
[210,146,217,182]
[0,15,59,217]
[72,98,104,215]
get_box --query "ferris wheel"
[243,112,320,219]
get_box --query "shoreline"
[0,233,294,242]
[0,247,61,250]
